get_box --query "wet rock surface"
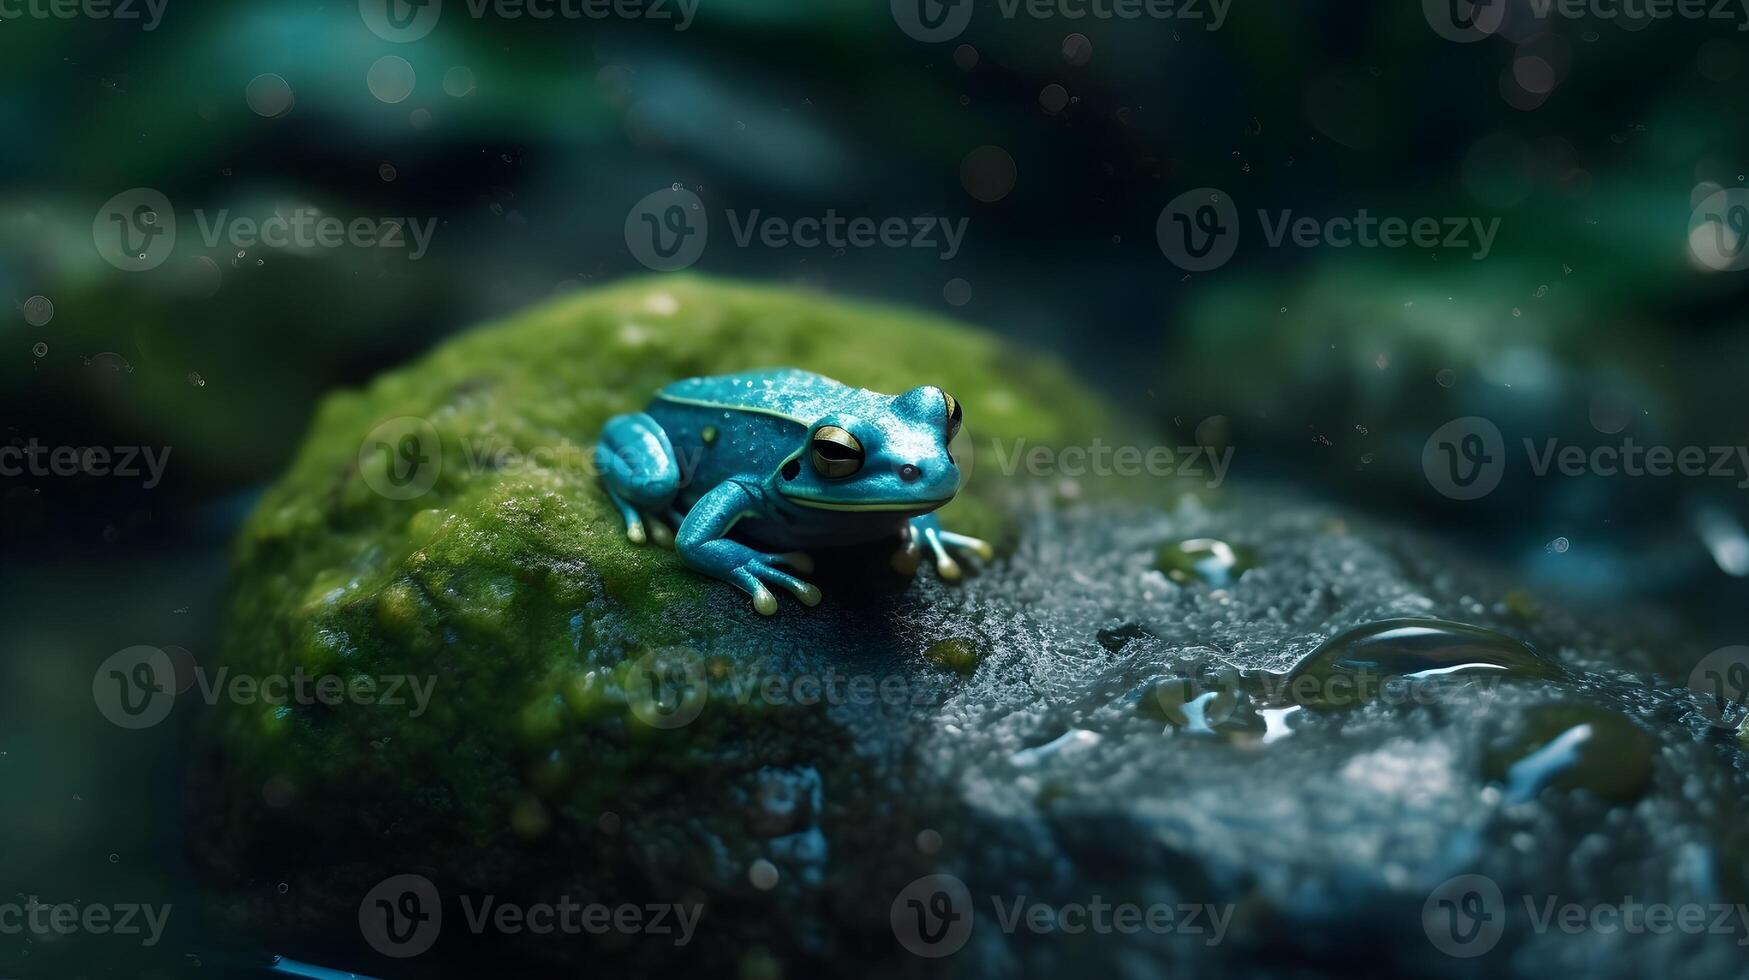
[195,279,1749,979]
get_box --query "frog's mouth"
[779,493,955,513]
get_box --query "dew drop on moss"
[1155,537,1255,586]
[924,637,983,676]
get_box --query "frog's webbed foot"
[729,553,822,616]
[899,514,994,581]
[675,482,821,615]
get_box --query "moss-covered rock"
[195,276,1122,974]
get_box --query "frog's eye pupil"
[943,390,963,441]
[809,425,864,479]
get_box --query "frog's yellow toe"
[625,523,647,545]
[752,588,779,616]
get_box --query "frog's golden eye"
[809,425,864,479]
[943,390,963,441]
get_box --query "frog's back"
[654,368,885,423]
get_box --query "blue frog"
[594,368,992,615]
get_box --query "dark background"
[2,0,1748,973]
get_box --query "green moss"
[923,637,985,676]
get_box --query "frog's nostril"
[899,463,922,483]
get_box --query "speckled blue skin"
[594,368,992,615]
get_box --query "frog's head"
[773,385,964,514]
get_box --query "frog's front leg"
[897,513,994,581]
[675,482,821,616]
[594,412,681,547]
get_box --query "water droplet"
[31,342,48,358]
[942,277,972,306]
[1039,83,1070,114]
[748,858,779,890]
[367,56,416,104]
[187,371,206,387]
[1155,538,1254,587]
[953,44,978,71]
[442,65,477,98]
[379,162,398,182]
[21,295,53,326]
[1282,619,1556,710]
[1061,33,1092,66]
[915,829,942,854]
[1546,536,1569,554]
[246,73,294,118]
[1484,703,1653,803]
[1436,368,1456,388]
[960,145,1017,203]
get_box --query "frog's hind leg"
[594,412,680,546]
